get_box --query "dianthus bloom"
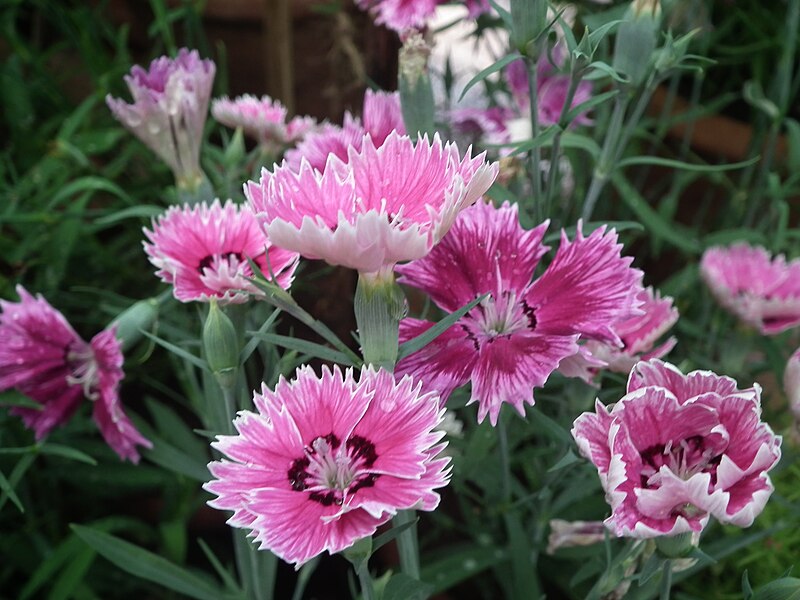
[700,243,800,334]
[395,200,643,425]
[106,48,215,188]
[562,287,678,381]
[284,89,405,172]
[204,366,450,566]
[572,359,781,538]
[355,0,490,31]
[211,94,316,153]
[246,131,497,275]
[143,199,298,304]
[0,286,151,462]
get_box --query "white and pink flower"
[106,48,215,185]
[0,286,151,462]
[395,200,643,425]
[143,199,298,304]
[246,131,497,275]
[700,243,800,334]
[204,366,450,566]
[572,359,781,538]
[211,94,316,153]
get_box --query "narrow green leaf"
[47,176,131,209]
[564,89,618,124]
[616,155,759,172]
[559,131,602,160]
[611,173,701,254]
[141,330,209,372]
[505,125,560,157]
[46,545,96,600]
[197,538,241,593]
[93,205,164,227]
[547,448,580,472]
[373,517,419,553]
[0,390,41,409]
[421,545,508,593]
[72,525,226,600]
[528,407,574,445]
[20,535,86,600]
[250,331,355,366]
[40,444,98,465]
[0,467,24,513]
[240,308,281,363]
[459,54,521,102]
[383,573,433,600]
[145,398,207,458]
[397,294,487,360]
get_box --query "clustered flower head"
[106,48,215,187]
[211,94,317,153]
[284,90,406,172]
[700,243,800,334]
[143,199,299,304]
[204,366,450,566]
[572,359,781,538]
[0,286,151,462]
[246,131,498,275]
[395,200,643,425]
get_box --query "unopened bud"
[547,520,606,555]
[613,0,662,86]
[655,531,697,558]
[109,298,159,352]
[399,31,435,137]
[752,577,800,600]
[203,300,240,390]
[509,0,548,55]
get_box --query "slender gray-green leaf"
[40,444,98,465]
[141,330,209,372]
[93,205,164,227]
[397,294,487,360]
[72,525,227,600]
[250,332,355,366]
[421,545,509,593]
[459,54,521,102]
[616,155,758,172]
[383,573,433,600]
[0,467,24,513]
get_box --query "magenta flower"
[284,89,406,172]
[106,48,215,187]
[0,286,151,462]
[246,132,497,275]
[143,199,298,304]
[585,286,679,374]
[355,0,438,31]
[572,359,781,538]
[204,366,450,567]
[700,243,800,334]
[395,201,643,425]
[211,94,316,152]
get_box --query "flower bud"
[654,531,697,558]
[399,31,435,137]
[751,578,800,600]
[509,0,548,55]
[613,0,662,86]
[203,300,240,390]
[109,297,159,352]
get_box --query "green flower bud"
[509,0,548,55]
[203,300,240,390]
[752,578,800,600]
[613,0,663,86]
[654,531,696,558]
[109,298,159,352]
[399,32,435,138]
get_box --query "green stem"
[659,559,672,600]
[356,561,376,600]
[234,528,277,600]
[526,51,543,220]
[354,270,405,372]
[393,510,421,580]
[546,67,582,222]
[497,412,512,503]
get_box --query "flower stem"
[659,559,672,600]
[498,412,512,502]
[393,510,421,579]
[526,51,543,221]
[356,561,376,600]
[354,270,406,372]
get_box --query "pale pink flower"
[284,90,406,171]
[0,286,151,462]
[572,359,781,538]
[106,48,215,185]
[355,0,438,31]
[395,201,643,425]
[700,243,800,334]
[447,106,513,148]
[246,132,497,275]
[575,287,679,378]
[783,348,800,419]
[143,199,298,304]
[211,94,316,152]
[204,366,450,567]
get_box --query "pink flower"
[577,287,679,377]
[355,0,438,31]
[572,359,782,538]
[0,286,151,462]
[211,94,316,152]
[447,106,513,148]
[246,132,497,275]
[700,243,800,334]
[106,48,215,185]
[204,366,450,567]
[395,201,643,425]
[143,199,298,304]
[284,89,406,172]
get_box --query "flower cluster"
[573,360,781,537]
[204,366,450,566]
[0,286,151,462]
